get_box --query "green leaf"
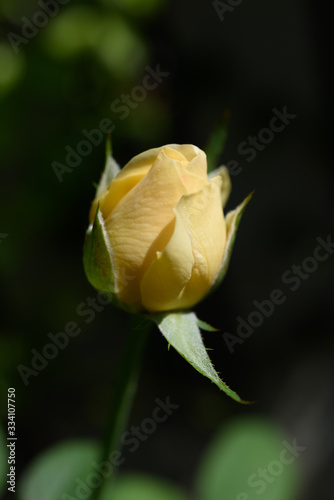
[205,109,231,173]
[96,133,120,197]
[101,473,189,500]
[211,191,253,294]
[195,417,300,500]
[83,205,115,294]
[18,440,99,500]
[152,311,248,403]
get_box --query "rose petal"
[166,144,202,163]
[105,149,188,306]
[208,165,231,208]
[142,175,226,311]
[140,215,194,312]
[162,145,207,194]
[160,146,188,162]
[95,147,165,220]
[92,145,208,221]
[172,175,226,309]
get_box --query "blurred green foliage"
[0,0,170,488]
[101,474,189,500]
[0,1,329,499]
[196,417,300,500]
[0,42,25,93]
[18,440,100,500]
[0,0,170,390]
[18,435,190,500]
[15,416,301,499]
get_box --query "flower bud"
[86,144,234,313]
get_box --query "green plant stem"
[93,314,151,500]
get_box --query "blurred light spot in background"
[43,6,147,78]
[42,7,105,59]
[0,43,25,95]
[95,16,147,77]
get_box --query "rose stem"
[92,314,151,500]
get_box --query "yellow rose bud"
[89,144,231,313]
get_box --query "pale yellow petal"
[170,175,226,310]
[165,146,207,193]
[105,150,188,306]
[90,145,208,222]
[116,146,164,178]
[94,147,166,221]
[160,146,188,162]
[184,148,207,182]
[167,144,207,183]
[175,166,207,194]
[166,144,202,162]
[140,215,194,312]
[208,165,231,208]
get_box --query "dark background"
[0,0,333,498]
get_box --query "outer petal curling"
[166,144,202,163]
[171,175,226,310]
[91,147,167,222]
[208,165,231,208]
[183,148,207,182]
[90,145,208,221]
[105,150,188,306]
[140,215,194,312]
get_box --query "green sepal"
[83,205,115,294]
[208,165,231,209]
[205,109,231,173]
[196,318,219,332]
[151,311,250,403]
[95,133,120,197]
[211,191,254,294]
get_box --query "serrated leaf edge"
[150,311,252,404]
